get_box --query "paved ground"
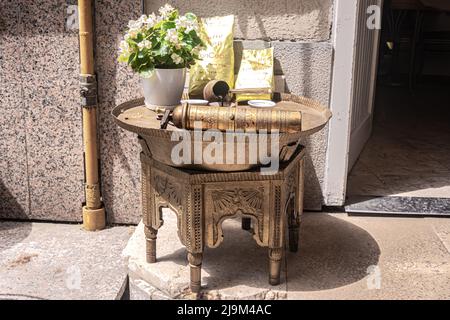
[126,211,450,300]
[1,212,450,300]
[288,213,450,299]
[0,221,134,300]
[348,84,450,198]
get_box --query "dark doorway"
[346,0,450,215]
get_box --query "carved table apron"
[139,138,306,293]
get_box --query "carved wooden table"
[139,138,306,293]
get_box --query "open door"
[325,0,383,206]
[348,0,383,170]
[345,0,450,216]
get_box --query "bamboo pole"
[78,0,105,231]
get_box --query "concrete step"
[0,221,134,300]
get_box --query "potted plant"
[119,4,204,109]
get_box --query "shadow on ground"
[286,213,380,291]
[0,222,32,254]
[0,181,32,253]
[156,212,380,293]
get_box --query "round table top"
[112,93,332,139]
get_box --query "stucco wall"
[0,0,334,224]
[145,0,332,41]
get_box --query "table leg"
[288,218,299,253]
[289,159,304,253]
[144,225,158,263]
[268,248,283,285]
[287,194,298,252]
[188,252,203,293]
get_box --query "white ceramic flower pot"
[142,68,186,110]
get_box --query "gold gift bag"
[189,15,235,98]
[235,47,274,102]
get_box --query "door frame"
[324,0,383,206]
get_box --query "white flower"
[185,22,198,33]
[175,15,199,34]
[165,28,178,41]
[119,40,130,53]
[138,39,152,50]
[128,19,143,31]
[127,19,136,29]
[191,44,202,55]
[165,28,180,48]
[171,52,183,65]
[126,29,138,39]
[138,15,147,23]
[175,16,188,28]
[159,3,175,17]
[145,13,157,28]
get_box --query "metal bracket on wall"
[80,74,98,108]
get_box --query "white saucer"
[180,99,209,106]
[248,100,276,108]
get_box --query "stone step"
[0,221,134,300]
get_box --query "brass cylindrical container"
[203,80,230,102]
[172,104,302,133]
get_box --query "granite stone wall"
[95,0,142,224]
[0,0,143,223]
[0,0,84,221]
[0,0,334,224]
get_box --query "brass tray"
[112,93,331,172]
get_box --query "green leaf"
[118,54,129,63]
[162,21,176,30]
[168,10,179,20]
[118,9,205,74]
[128,52,136,64]
[185,12,196,20]
[155,43,169,57]
[140,68,155,78]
